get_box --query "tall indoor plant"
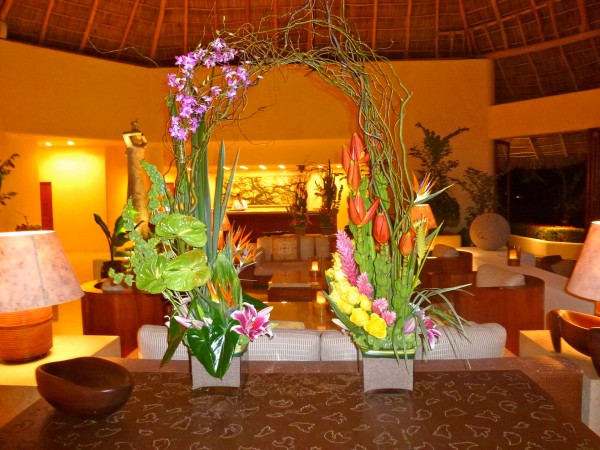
[113,37,273,382]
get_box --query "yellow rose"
[345,288,362,305]
[364,313,387,339]
[337,299,354,315]
[349,308,369,327]
[359,295,372,311]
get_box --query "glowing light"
[239,165,248,170]
[67,141,75,146]
[259,165,267,170]
[223,166,230,171]
[278,165,286,169]
[45,142,52,147]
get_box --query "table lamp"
[566,221,600,306]
[410,204,437,230]
[0,231,83,362]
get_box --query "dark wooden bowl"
[36,357,134,419]
[547,309,600,376]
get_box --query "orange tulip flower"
[373,213,390,244]
[398,231,415,256]
[342,134,370,191]
[349,195,380,226]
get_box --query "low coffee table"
[267,270,324,302]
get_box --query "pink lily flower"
[231,304,274,341]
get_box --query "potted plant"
[314,160,343,235]
[112,37,273,386]
[0,153,19,207]
[287,167,310,235]
[93,214,131,278]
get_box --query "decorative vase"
[361,349,415,392]
[190,345,247,390]
[294,226,307,236]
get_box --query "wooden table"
[267,270,324,302]
[1,357,598,448]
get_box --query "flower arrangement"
[112,36,274,379]
[315,160,343,229]
[287,168,310,229]
[324,134,463,356]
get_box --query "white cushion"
[299,236,315,261]
[432,244,459,258]
[320,330,359,361]
[256,236,273,262]
[476,264,525,287]
[272,237,299,262]
[245,329,321,361]
[137,324,189,360]
[416,322,507,360]
[315,236,331,258]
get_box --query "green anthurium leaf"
[134,254,169,294]
[163,249,211,292]
[187,320,240,378]
[161,318,188,366]
[155,214,207,248]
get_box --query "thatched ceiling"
[1,0,599,167]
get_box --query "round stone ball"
[469,213,510,251]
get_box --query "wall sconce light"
[507,244,521,266]
[0,231,83,362]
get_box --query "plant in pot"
[314,160,343,235]
[111,36,273,386]
[93,214,132,279]
[287,167,310,235]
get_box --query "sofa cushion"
[320,330,359,361]
[272,236,299,262]
[315,236,331,258]
[476,264,525,288]
[254,261,311,276]
[244,329,321,361]
[257,236,273,262]
[299,236,315,261]
[432,244,459,258]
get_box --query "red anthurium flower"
[349,195,380,226]
[398,231,415,256]
[342,134,370,191]
[373,213,390,244]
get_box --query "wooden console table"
[81,281,169,357]
[267,270,324,302]
[227,211,336,241]
[1,357,597,448]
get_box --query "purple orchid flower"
[231,304,273,341]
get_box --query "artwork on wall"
[228,176,295,206]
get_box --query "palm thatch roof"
[1,0,599,166]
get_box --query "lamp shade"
[0,231,83,312]
[410,204,438,230]
[566,221,600,300]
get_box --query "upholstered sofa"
[251,234,333,285]
[138,322,507,362]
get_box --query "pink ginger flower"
[381,310,397,326]
[231,304,273,341]
[372,298,388,316]
[356,272,374,298]
[336,230,358,286]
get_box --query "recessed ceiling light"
[335,164,342,168]
[278,165,286,169]
[239,165,248,170]
[67,141,75,146]
[45,142,52,147]
[223,166,230,171]
[317,165,323,169]
[259,165,267,170]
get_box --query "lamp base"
[0,306,53,362]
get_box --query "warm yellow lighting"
[335,164,342,168]
[311,261,319,271]
[45,142,52,147]
[259,165,267,170]
[278,165,286,169]
[317,165,324,169]
[223,166,230,171]
[67,141,75,146]
[240,165,248,170]
[316,292,327,305]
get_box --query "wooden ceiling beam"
[491,0,509,50]
[39,0,54,44]
[78,0,99,53]
[150,0,166,61]
[118,0,140,56]
[0,0,14,22]
[529,0,545,39]
[495,59,516,100]
[483,29,600,59]
[577,0,589,32]
[404,0,412,58]
[526,53,547,98]
[558,134,569,157]
[183,0,189,53]
[528,137,540,160]
[371,0,378,49]
[457,0,474,56]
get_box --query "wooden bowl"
[36,357,134,418]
